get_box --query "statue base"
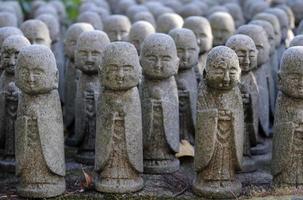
[0,158,15,173]
[17,179,66,198]
[143,158,180,174]
[192,179,242,199]
[94,176,144,193]
[74,151,94,165]
[237,156,257,173]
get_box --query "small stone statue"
[226,34,259,172]
[272,46,303,186]
[128,21,155,55]
[183,16,213,81]
[74,30,110,164]
[0,12,18,28]
[141,33,180,174]
[0,35,30,171]
[193,46,244,199]
[95,42,143,193]
[156,13,184,34]
[15,45,65,198]
[104,15,131,42]
[209,12,235,46]
[20,19,51,47]
[63,23,94,138]
[169,28,198,145]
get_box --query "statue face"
[104,16,131,42]
[21,20,51,47]
[234,45,258,73]
[279,72,303,98]
[76,46,102,74]
[1,48,19,75]
[206,47,240,90]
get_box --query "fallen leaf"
[175,139,194,158]
[80,167,93,190]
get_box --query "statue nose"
[223,72,230,82]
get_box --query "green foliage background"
[18,0,81,21]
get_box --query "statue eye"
[92,51,100,56]
[123,65,133,71]
[162,56,171,62]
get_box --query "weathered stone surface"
[20,19,51,47]
[15,45,65,198]
[183,16,213,80]
[140,33,180,174]
[156,13,183,34]
[0,35,30,172]
[0,12,17,28]
[74,30,110,165]
[133,11,156,28]
[104,15,131,42]
[169,28,198,145]
[226,34,259,173]
[95,42,143,193]
[272,46,303,187]
[209,12,235,46]
[63,23,94,137]
[193,46,244,199]
[290,35,303,47]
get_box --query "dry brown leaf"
[80,168,93,190]
[175,139,194,158]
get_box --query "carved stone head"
[279,46,303,98]
[16,45,58,95]
[77,11,103,30]
[36,14,60,43]
[0,27,23,48]
[250,20,275,56]
[183,16,213,54]
[64,23,94,59]
[129,21,155,55]
[266,8,289,41]
[1,35,30,75]
[34,4,58,19]
[287,0,303,26]
[209,12,235,46]
[226,34,258,73]
[126,4,148,21]
[205,46,241,90]
[169,28,199,70]
[236,24,270,66]
[225,3,245,28]
[101,42,141,91]
[289,35,303,47]
[277,4,295,29]
[104,15,131,42]
[179,3,203,19]
[20,19,51,47]
[133,11,156,28]
[140,33,179,80]
[0,12,17,28]
[75,30,110,75]
[49,0,67,22]
[253,13,281,47]
[156,13,183,34]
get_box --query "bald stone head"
[248,1,269,20]
[75,30,110,75]
[209,12,235,46]
[16,45,58,95]
[36,14,60,43]
[205,46,241,90]
[183,16,213,54]
[64,23,94,59]
[133,11,156,27]
[77,11,103,30]
[250,20,276,55]
[0,12,18,28]
[101,42,141,91]
[156,13,184,34]
[104,15,131,42]
[49,0,67,22]
[226,34,258,73]
[277,4,295,29]
[1,35,30,75]
[21,19,52,48]
[253,12,281,47]
[169,28,199,70]
[0,27,23,48]
[179,3,203,19]
[225,3,245,28]
[34,4,58,19]
[289,35,303,47]
[128,21,155,55]
[279,46,303,98]
[266,8,289,41]
[140,33,179,80]
[126,4,148,21]
[237,24,270,66]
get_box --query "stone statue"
[0,12,18,28]
[156,13,183,34]
[140,33,180,174]
[64,23,94,140]
[15,45,65,198]
[169,28,198,145]
[128,21,155,55]
[226,34,259,172]
[272,46,303,186]
[77,11,103,30]
[20,19,52,47]
[104,15,131,42]
[0,35,30,172]
[193,46,244,199]
[95,42,143,193]
[183,16,213,81]
[208,12,235,46]
[224,3,245,28]
[0,27,23,75]
[236,25,272,149]
[74,30,110,164]
[133,11,156,28]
